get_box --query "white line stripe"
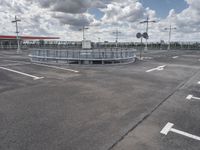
[198,81,200,84]
[142,57,153,60]
[160,122,174,135]
[171,128,200,141]
[172,56,179,59]
[3,60,23,63]
[0,62,31,67]
[161,122,200,141]
[3,60,79,73]
[146,68,158,73]
[32,63,79,73]
[186,94,200,100]
[0,67,44,80]
[146,65,166,73]
[192,96,200,100]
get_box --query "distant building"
[0,35,59,50]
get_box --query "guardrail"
[29,48,136,64]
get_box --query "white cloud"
[1,0,200,42]
[161,0,200,41]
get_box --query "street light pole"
[113,29,121,48]
[79,26,89,41]
[165,25,176,50]
[12,16,21,53]
[140,16,156,51]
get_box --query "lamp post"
[113,29,121,48]
[12,16,21,53]
[165,25,176,50]
[79,26,89,41]
[140,16,156,51]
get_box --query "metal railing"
[29,48,136,61]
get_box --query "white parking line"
[32,63,79,73]
[0,67,44,80]
[172,56,179,59]
[146,65,166,73]
[142,57,153,60]
[186,94,200,101]
[3,60,79,73]
[160,122,200,141]
[1,62,31,67]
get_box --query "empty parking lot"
[0,50,200,150]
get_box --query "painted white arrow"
[160,122,200,141]
[146,65,166,73]
[186,95,200,100]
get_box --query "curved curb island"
[29,48,136,65]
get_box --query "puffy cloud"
[1,0,200,42]
[53,13,96,30]
[101,1,145,24]
[163,0,200,41]
[34,0,106,14]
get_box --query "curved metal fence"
[29,48,136,64]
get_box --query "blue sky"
[88,0,189,20]
[141,0,189,18]
[88,8,104,20]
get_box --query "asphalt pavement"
[0,49,200,150]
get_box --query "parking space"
[112,67,200,150]
[0,51,80,95]
[0,50,200,150]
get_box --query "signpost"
[140,16,156,51]
[136,32,149,59]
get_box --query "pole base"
[17,49,21,54]
[144,46,148,52]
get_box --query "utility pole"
[97,37,101,50]
[165,24,176,50]
[79,26,89,41]
[113,29,121,48]
[140,16,156,51]
[12,16,21,53]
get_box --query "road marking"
[186,94,200,101]
[1,63,25,67]
[172,56,179,59]
[3,60,79,73]
[3,60,25,63]
[146,65,166,73]
[160,122,200,141]
[197,81,200,84]
[1,62,31,67]
[143,57,153,60]
[32,63,79,73]
[0,67,44,80]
